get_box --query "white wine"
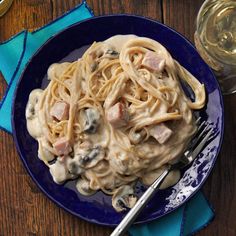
[195,0,236,94]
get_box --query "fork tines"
[185,119,213,155]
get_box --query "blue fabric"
[0,1,214,235]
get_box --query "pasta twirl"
[25,35,205,212]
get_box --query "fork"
[111,119,213,236]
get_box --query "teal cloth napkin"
[0,1,214,235]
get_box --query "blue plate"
[12,15,224,226]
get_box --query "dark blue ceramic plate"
[12,15,224,226]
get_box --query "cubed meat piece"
[141,51,165,72]
[149,123,173,144]
[106,102,129,128]
[50,101,69,121]
[53,137,71,156]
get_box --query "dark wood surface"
[0,1,235,235]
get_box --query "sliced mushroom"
[84,108,100,133]
[89,50,103,60]
[48,158,57,165]
[26,89,43,139]
[90,62,98,72]
[112,185,137,212]
[129,129,146,144]
[67,159,84,175]
[105,49,119,58]
[25,103,35,119]
[76,146,105,168]
[76,178,96,196]
[26,89,42,119]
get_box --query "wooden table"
[0,1,235,235]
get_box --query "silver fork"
[111,119,214,236]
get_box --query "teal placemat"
[0,1,214,235]
[0,1,93,133]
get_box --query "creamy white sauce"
[142,166,181,189]
[38,138,55,162]
[47,62,71,80]
[105,34,137,52]
[49,160,73,184]
[25,34,203,212]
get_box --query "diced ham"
[149,123,173,144]
[106,102,129,128]
[53,137,71,156]
[50,101,69,121]
[141,51,165,72]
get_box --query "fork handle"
[110,168,170,236]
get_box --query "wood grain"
[0,0,236,235]
[162,0,204,42]
[163,1,236,235]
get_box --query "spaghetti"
[26,35,205,212]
